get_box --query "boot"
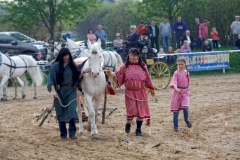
[125,123,131,133]
[136,128,143,136]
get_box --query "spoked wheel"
[149,62,171,90]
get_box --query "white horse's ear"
[87,39,92,49]
[97,39,101,48]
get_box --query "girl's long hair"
[125,48,146,71]
[53,48,80,84]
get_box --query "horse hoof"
[22,95,26,99]
[13,97,17,100]
[91,134,99,139]
[1,98,4,101]
[33,97,37,99]
[78,131,84,135]
[4,99,8,101]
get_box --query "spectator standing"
[87,29,96,45]
[160,18,171,51]
[235,34,240,50]
[202,39,212,52]
[148,20,159,51]
[199,20,209,46]
[137,21,148,36]
[180,40,191,53]
[210,27,219,49]
[95,25,107,49]
[181,30,196,51]
[173,17,187,49]
[231,15,240,46]
[124,25,140,56]
[113,33,123,53]
[195,18,201,50]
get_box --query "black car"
[0,32,46,58]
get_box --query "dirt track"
[0,74,240,160]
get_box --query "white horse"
[75,39,106,136]
[0,52,45,100]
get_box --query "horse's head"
[87,39,102,78]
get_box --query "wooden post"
[102,88,107,124]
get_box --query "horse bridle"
[102,51,114,68]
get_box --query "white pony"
[75,39,106,136]
[0,52,45,100]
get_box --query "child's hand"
[176,88,182,93]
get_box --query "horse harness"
[0,54,37,77]
[102,51,114,69]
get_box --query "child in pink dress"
[106,48,154,136]
[170,57,192,131]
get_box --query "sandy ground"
[0,74,240,160]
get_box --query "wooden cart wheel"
[149,61,171,90]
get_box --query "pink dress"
[87,34,96,44]
[115,63,154,121]
[170,70,190,112]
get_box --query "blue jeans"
[201,38,206,48]
[58,118,76,138]
[173,108,190,130]
[162,35,170,50]
[196,37,202,50]
[235,47,240,50]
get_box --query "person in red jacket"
[210,27,219,49]
[137,21,148,36]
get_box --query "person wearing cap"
[124,25,140,56]
[95,25,107,49]
[199,20,209,47]
[231,16,240,47]
[173,17,187,49]
[113,33,123,53]
[180,40,191,53]
[137,21,148,36]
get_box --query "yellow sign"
[146,59,154,65]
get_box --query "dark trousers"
[176,36,182,49]
[212,40,218,49]
[150,37,159,51]
[58,118,76,138]
[196,37,202,50]
[233,34,239,46]
[201,38,206,48]
[101,40,106,49]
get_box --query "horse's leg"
[93,94,104,133]
[11,78,18,99]
[0,76,9,101]
[76,90,84,133]
[19,74,28,99]
[3,82,8,101]
[84,93,98,136]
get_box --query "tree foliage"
[1,0,97,40]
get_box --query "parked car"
[0,32,46,58]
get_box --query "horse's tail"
[113,51,123,70]
[16,77,24,86]
[35,66,46,86]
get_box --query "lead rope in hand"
[56,96,77,107]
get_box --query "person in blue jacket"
[124,25,140,57]
[173,17,187,49]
